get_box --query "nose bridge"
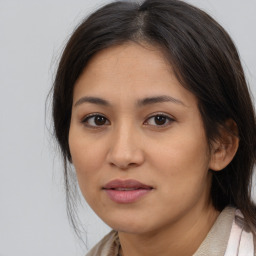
[114,120,129,142]
[107,119,144,169]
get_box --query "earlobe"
[209,119,239,171]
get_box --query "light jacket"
[86,207,255,256]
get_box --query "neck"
[118,204,219,256]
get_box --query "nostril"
[106,139,145,169]
[108,160,140,170]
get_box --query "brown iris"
[154,115,167,125]
[95,115,107,125]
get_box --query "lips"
[103,179,153,203]
[103,179,153,190]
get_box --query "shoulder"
[86,230,119,256]
[225,208,255,256]
[194,207,255,256]
[194,207,235,256]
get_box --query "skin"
[69,42,227,256]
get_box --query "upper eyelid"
[144,112,175,121]
[82,113,109,121]
[81,113,111,128]
[143,113,175,128]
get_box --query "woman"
[52,0,256,255]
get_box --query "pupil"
[155,116,166,125]
[95,116,106,125]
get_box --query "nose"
[106,123,145,170]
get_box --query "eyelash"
[81,113,175,129]
[144,113,175,127]
[81,113,110,128]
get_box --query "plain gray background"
[0,0,255,255]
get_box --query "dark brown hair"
[52,0,256,233]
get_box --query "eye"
[144,114,174,127]
[82,114,110,128]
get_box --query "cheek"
[150,127,210,192]
[148,143,211,221]
[69,145,102,207]
[152,130,209,170]
[71,143,103,173]
[68,130,107,198]
[69,123,106,169]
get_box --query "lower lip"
[104,189,152,203]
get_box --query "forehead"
[73,42,196,107]
[87,42,170,70]
[80,42,172,85]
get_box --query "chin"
[102,215,156,234]
[112,224,151,234]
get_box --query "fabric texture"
[86,207,255,256]
[224,209,255,256]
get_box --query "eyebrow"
[74,96,110,107]
[137,95,185,107]
[74,95,185,107]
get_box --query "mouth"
[110,188,143,191]
[103,179,153,203]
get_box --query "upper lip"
[103,179,153,189]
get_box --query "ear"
[209,119,239,171]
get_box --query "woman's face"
[69,43,215,235]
